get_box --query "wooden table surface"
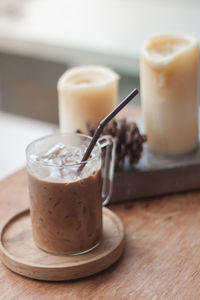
[1,169,200,299]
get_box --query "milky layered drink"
[26,133,115,255]
[140,34,199,154]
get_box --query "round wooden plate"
[0,207,125,281]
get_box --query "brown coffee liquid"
[28,169,102,255]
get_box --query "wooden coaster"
[0,207,125,281]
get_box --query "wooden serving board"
[111,107,200,203]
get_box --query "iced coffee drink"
[26,133,115,255]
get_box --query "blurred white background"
[1,0,200,75]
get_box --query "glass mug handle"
[98,135,116,206]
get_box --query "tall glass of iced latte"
[26,133,115,255]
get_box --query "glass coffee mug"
[26,133,115,255]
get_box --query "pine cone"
[77,119,146,169]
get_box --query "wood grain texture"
[1,169,200,299]
[0,208,125,281]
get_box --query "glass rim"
[26,132,101,168]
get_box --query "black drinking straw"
[78,88,139,172]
